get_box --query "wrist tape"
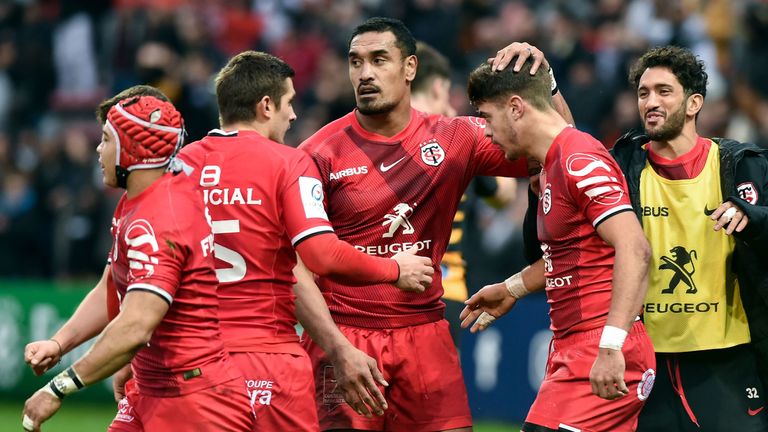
[598,325,628,351]
[504,267,530,299]
[43,366,85,399]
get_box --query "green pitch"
[1,401,519,431]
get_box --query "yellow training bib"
[640,141,750,352]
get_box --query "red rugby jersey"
[300,109,527,328]
[175,129,334,348]
[537,127,633,338]
[109,173,239,396]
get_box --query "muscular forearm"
[521,259,547,293]
[293,260,349,357]
[52,265,111,353]
[605,242,650,331]
[69,290,167,386]
[71,320,146,385]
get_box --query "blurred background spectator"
[1,0,767,283]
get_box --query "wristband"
[504,267,530,299]
[598,325,628,351]
[44,366,85,399]
[49,338,63,357]
[549,67,558,95]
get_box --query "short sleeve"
[562,138,633,228]
[281,153,334,247]
[124,217,187,304]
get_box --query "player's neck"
[220,121,269,140]
[410,95,434,115]
[355,101,412,138]
[126,168,166,199]
[648,123,698,160]
[524,108,570,164]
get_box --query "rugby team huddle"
[18,16,768,432]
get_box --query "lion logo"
[382,203,415,238]
[659,246,698,294]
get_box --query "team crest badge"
[542,184,552,214]
[420,139,445,167]
[737,182,758,205]
[637,369,656,401]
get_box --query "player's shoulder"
[559,127,607,152]
[150,174,207,231]
[299,113,355,153]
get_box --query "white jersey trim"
[291,226,334,246]
[558,424,581,432]
[592,204,633,227]
[127,283,173,305]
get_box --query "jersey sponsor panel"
[641,141,750,351]
[300,109,526,327]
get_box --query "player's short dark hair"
[350,17,416,59]
[629,46,708,98]
[412,42,451,94]
[467,56,552,111]
[96,85,169,124]
[215,51,295,125]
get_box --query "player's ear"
[404,54,417,82]
[509,95,525,121]
[686,93,704,117]
[256,95,272,120]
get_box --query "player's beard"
[357,97,398,115]
[644,100,686,141]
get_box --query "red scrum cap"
[105,95,185,188]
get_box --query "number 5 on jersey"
[200,164,246,283]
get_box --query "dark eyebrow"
[348,49,391,59]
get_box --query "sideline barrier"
[0,280,112,401]
[460,291,552,423]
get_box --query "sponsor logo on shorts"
[245,379,274,407]
[322,365,345,410]
[748,407,765,416]
[637,368,655,401]
[114,396,135,423]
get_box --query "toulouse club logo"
[737,182,758,204]
[542,184,552,214]
[420,139,445,167]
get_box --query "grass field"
[1,402,519,431]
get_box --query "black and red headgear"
[105,96,185,188]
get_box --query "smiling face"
[348,31,416,116]
[97,124,118,188]
[475,100,521,160]
[637,66,689,141]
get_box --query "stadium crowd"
[0,0,767,287]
